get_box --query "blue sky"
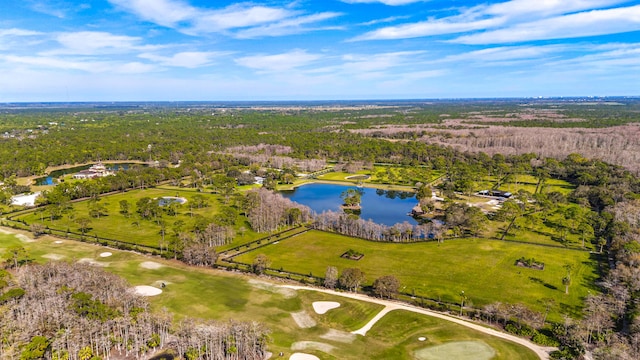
[1,0,639,101]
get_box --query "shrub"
[532,332,560,347]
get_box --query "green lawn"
[234,230,598,322]
[15,188,265,249]
[0,231,541,359]
[482,174,575,196]
[366,310,539,360]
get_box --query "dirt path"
[281,285,554,360]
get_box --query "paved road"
[282,285,554,360]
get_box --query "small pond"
[34,163,144,185]
[158,197,187,206]
[281,183,419,226]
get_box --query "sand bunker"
[54,240,63,244]
[139,261,163,269]
[249,279,297,298]
[99,252,112,257]
[42,253,65,260]
[16,234,34,243]
[320,329,356,344]
[414,341,495,360]
[291,311,317,329]
[133,285,163,297]
[312,301,340,314]
[77,258,108,267]
[418,337,426,341]
[289,354,320,360]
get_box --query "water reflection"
[281,183,418,226]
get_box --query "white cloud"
[353,0,633,41]
[439,45,566,64]
[341,0,425,5]
[352,17,505,40]
[360,16,412,27]
[51,31,143,55]
[482,0,628,18]
[544,43,640,71]
[108,0,196,27]
[306,51,429,81]
[454,5,640,44]
[189,5,293,33]
[27,0,91,18]
[0,28,43,37]
[235,50,322,72]
[108,0,335,37]
[234,12,343,39]
[340,51,425,72]
[0,54,159,74]
[139,51,226,68]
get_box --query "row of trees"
[312,210,444,242]
[323,266,400,298]
[244,188,312,233]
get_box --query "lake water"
[281,183,419,226]
[34,163,143,185]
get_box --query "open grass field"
[234,230,598,322]
[14,187,264,250]
[0,230,540,360]
[478,174,575,196]
[316,166,443,187]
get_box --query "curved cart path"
[282,285,554,360]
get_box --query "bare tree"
[324,266,338,289]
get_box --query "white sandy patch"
[291,311,317,329]
[249,279,297,298]
[54,240,63,244]
[133,285,162,296]
[16,234,34,243]
[42,253,65,260]
[289,354,320,360]
[291,341,334,353]
[312,301,340,314]
[11,192,41,206]
[0,228,13,234]
[418,337,426,341]
[78,258,108,267]
[99,252,112,258]
[487,200,499,205]
[139,261,163,269]
[320,329,356,343]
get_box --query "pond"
[158,197,187,206]
[34,163,145,185]
[281,183,419,226]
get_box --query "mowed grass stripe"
[235,230,597,321]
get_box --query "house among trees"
[478,190,512,198]
[72,162,114,179]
